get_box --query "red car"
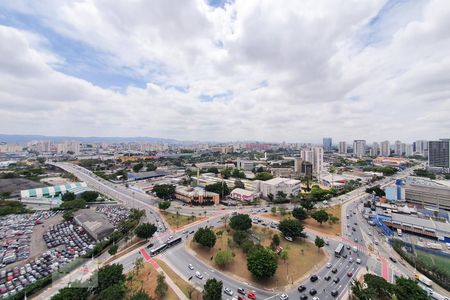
[347,272,353,277]
[247,292,257,299]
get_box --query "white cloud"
[0,0,449,142]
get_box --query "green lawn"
[415,249,450,278]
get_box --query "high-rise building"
[428,139,450,170]
[414,140,428,156]
[323,137,332,152]
[394,140,402,156]
[294,157,303,174]
[338,141,347,154]
[372,142,380,157]
[301,147,323,175]
[380,140,390,157]
[353,140,366,158]
[405,144,413,157]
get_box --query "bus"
[167,236,182,247]
[397,228,403,237]
[335,243,344,257]
[149,243,167,256]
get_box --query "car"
[310,275,318,282]
[389,257,397,263]
[354,222,357,225]
[347,272,353,277]
[356,258,361,264]
[195,271,203,279]
[237,288,245,295]
[309,289,317,296]
[297,285,306,292]
[300,296,308,300]
[146,243,154,249]
[224,287,233,296]
[343,254,348,258]
[354,238,358,242]
[238,296,245,300]
[346,245,351,250]
[247,292,256,299]
[349,257,353,263]
[324,275,331,281]
[188,264,194,270]
[333,277,340,283]
[312,297,319,300]
[285,236,293,242]
[331,290,339,297]
[279,294,289,300]
[331,268,338,274]
[326,263,332,268]
[352,227,356,231]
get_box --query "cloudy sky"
[0,0,449,143]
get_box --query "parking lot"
[95,205,130,226]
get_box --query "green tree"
[158,201,171,211]
[134,223,157,240]
[254,172,273,181]
[214,250,234,267]
[155,273,168,299]
[95,264,125,293]
[60,199,86,210]
[271,206,277,215]
[63,210,74,221]
[50,287,89,300]
[292,207,308,221]
[80,191,99,202]
[97,283,126,300]
[108,244,118,255]
[232,230,249,246]
[133,162,144,172]
[194,227,217,248]
[220,167,232,179]
[328,215,339,225]
[278,219,306,239]
[152,184,176,200]
[365,186,386,197]
[229,214,252,231]
[271,234,280,250]
[394,277,429,300]
[207,167,219,174]
[203,278,223,300]
[247,248,278,279]
[205,182,230,198]
[129,291,153,300]
[314,236,325,252]
[234,179,245,189]
[146,164,157,171]
[364,274,393,298]
[301,198,315,211]
[61,191,76,202]
[311,209,329,225]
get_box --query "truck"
[415,273,433,287]
[426,243,443,250]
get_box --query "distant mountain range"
[0,134,184,144]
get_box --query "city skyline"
[1,1,449,142]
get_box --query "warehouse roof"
[73,209,114,240]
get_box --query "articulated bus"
[167,236,182,247]
[335,243,344,257]
[149,243,167,256]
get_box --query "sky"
[0,0,449,143]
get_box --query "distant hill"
[0,134,184,144]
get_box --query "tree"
[275,191,288,203]
[60,199,86,210]
[267,193,274,201]
[97,283,126,300]
[365,186,385,197]
[271,234,280,250]
[234,179,245,189]
[314,236,325,252]
[51,287,89,300]
[80,191,99,202]
[278,206,287,216]
[328,215,339,225]
[254,172,273,181]
[292,207,308,222]
[394,277,429,300]
[152,184,176,200]
[351,279,376,300]
[146,164,157,171]
[364,274,393,298]
[271,206,277,215]
[203,278,223,300]
[205,182,230,198]
[207,167,219,174]
[155,273,168,299]
[214,250,234,267]
[247,248,278,279]
[301,198,315,211]
[194,227,216,248]
[279,249,288,263]
[95,264,125,293]
[278,219,306,239]
[232,230,249,246]
[108,244,118,255]
[311,210,329,225]
[133,257,144,276]
[229,214,252,231]
[158,201,171,211]
[63,210,74,221]
[134,223,157,240]
[220,167,232,179]
[133,162,144,172]
[129,291,153,300]
[61,192,76,202]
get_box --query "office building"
[372,142,379,157]
[428,139,450,170]
[338,141,347,154]
[301,147,323,175]
[230,188,257,202]
[294,157,303,174]
[353,140,366,158]
[175,186,220,205]
[414,140,428,156]
[380,140,390,157]
[258,177,301,198]
[323,137,332,152]
[404,177,450,211]
[237,158,257,171]
[301,161,313,179]
[405,144,413,157]
[384,180,405,201]
[394,140,402,156]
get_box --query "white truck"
[426,242,443,250]
[415,273,432,287]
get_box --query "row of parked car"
[0,211,59,267]
[95,205,130,226]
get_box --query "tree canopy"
[365,186,386,197]
[205,182,230,198]
[80,191,99,202]
[314,236,325,252]
[51,287,89,300]
[247,248,278,279]
[311,209,329,224]
[134,223,157,240]
[152,184,176,200]
[254,172,273,181]
[95,264,125,294]
[132,162,144,172]
[234,179,245,189]
[203,278,223,300]
[278,219,307,239]
[194,227,217,248]
[292,207,308,221]
[214,250,234,267]
[61,191,76,202]
[229,213,252,231]
[158,200,171,211]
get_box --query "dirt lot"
[0,178,45,197]
[30,214,63,257]
[127,262,178,300]
[190,226,326,290]
[160,211,203,230]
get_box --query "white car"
[224,287,233,296]
[280,294,289,300]
[326,263,332,268]
[195,271,203,279]
[188,264,194,270]
[356,258,361,264]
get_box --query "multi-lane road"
[47,161,427,300]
